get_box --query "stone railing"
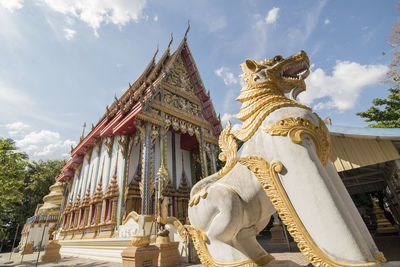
[25,214,59,224]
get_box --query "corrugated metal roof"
[330,135,400,172]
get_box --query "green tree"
[17,159,64,226]
[0,138,64,251]
[356,77,400,128]
[0,139,29,227]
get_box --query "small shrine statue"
[156,196,170,242]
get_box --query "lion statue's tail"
[189,172,220,197]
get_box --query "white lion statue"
[187,51,392,267]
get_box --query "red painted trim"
[72,117,109,157]
[63,169,74,177]
[112,102,143,135]
[56,173,66,182]
[62,160,75,172]
[100,111,123,137]
[180,45,222,136]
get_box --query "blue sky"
[0,0,397,160]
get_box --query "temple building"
[17,32,400,263]
[42,32,222,261]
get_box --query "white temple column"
[100,136,114,223]
[72,168,82,200]
[93,141,107,195]
[117,135,128,226]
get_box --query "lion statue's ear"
[245,59,259,73]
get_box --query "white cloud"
[221,113,233,126]
[6,121,29,131]
[299,61,389,112]
[6,121,30,137]
[63,28,76,40]
[0,0,23,12]
[14,129,76,160]
[324,18,330,24]
[41,0,147,37]
[215,67,239,85]
[265,7,279,24]
[153,15,158,22]
[219,113,241,132]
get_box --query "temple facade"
[48,33,221,261]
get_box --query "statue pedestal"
[20,241,33,255]
[155,242,181,267]
[270,223,286,243]
[41,240,61,262]
[121,245,159,267]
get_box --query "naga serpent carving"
[186,51,387,267]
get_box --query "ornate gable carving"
[163,91,201,118]
[166,55,195,95]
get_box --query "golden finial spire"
[167,33,173,50]
[152,45,159,62]
[184,20,190,40]
[80,122,86,142]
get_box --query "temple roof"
[57,31,221,182]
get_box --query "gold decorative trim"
[164,84,201,105]
[134,120,145,144]
[136,113,165,127]
[152,101,213,130]
[374,252,387,263]
[122,211,154,225]
[233,95,312,142]
[217,121,237,178]
[118,135,129,158]
[150,125,159,146]
[122,210,140,224]
[188,186,208,207]
[264,117,331,166]
[166,216,188,241]
[189,183,238,207]
[85,148,92,163]
[185,225,257,267]
[95,138,102,156]
[237,156,380,267]
[255,255,275,265]
[131,235,150,247]
[104,137,114,156]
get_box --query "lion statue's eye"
[274,55,283,62]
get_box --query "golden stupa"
[37,182,65,216]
